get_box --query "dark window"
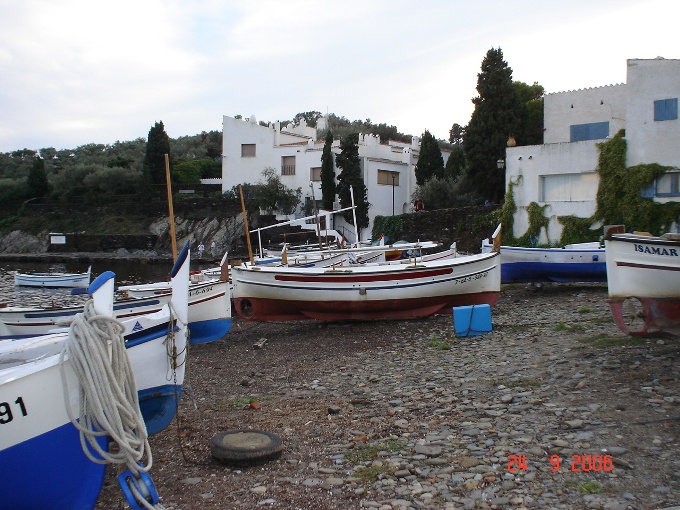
[654,98,678,121]
[281,156,295,175]
[656,172,680,197]
[241,144,256,157]
[570,122,609,142]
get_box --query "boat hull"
[605,233,680,336]
[0,350,107,510]
[232,252,500,321]
[0,296,170,336]
[120,280,232,344]
[14,268,91,288]
[482,241,606,284]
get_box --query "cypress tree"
[320,130,336,210]
[27,157,49,198]
[143,121,171,186]
[414,130,444,185]
[462,47,523,203]
[336,133,370,233]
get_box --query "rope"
[59,298,166,510]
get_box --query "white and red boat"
[231,251,500,322]
[605,228,680,337]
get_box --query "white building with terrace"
[221,114,447,242]
[505,57,680,243]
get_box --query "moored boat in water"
[604,227,680,337]
[14,265,92,288]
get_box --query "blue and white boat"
[0,245,190,509]
[481,227,606,284]
[14,265,91,288]
[0,294,171,337]
[119,258,231,345]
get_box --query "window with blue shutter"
[654,98,678,121]
[570,122,609,142]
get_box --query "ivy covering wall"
[496,130,680,246]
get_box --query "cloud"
[0,0,677,151]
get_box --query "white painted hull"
[0,295,171,336]
[605,232,680,336]
[14,267,91,288]
[232,252,500,321]
[481,240,606,283]
[118,279,232,344]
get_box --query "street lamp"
[496,159,505,170]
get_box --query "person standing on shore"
[211,240,216,259]
[198,241,205,259]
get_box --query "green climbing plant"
[371,215,404,243]
[517,201,551,246]
[500,130,680,245]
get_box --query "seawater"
[0,259,189,308]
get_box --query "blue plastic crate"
[452,304,492,337]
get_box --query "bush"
[413,177,482,210]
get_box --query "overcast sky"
[0,0,677,153]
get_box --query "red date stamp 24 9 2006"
[507,454,614,473]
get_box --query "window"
[241,144,256,157]
[281,156,296,175]
[570,122,609,142]
[654,98,678,121]
[539,173,598,202]
[310,167,321,181]
[377,170,399,186]
[656,172,680,197]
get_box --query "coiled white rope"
[59,298,167,510]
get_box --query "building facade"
[505,57,680,243]
[221,115,443,242]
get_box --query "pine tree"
[320,130,336,210]
[462,47,523,203]
[335,133,370,233]
[414,130,444,185]
[143,121,171,186]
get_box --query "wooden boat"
[481,236,606,284]
[14,265,91,288]
[0,249,189,510]
[118,275,231,345]
[231,251,500,321]
[0,294,171,337]
[0,244,190,447]
[0,272,115,509]
[604,228,680,337]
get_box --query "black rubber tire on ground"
[211,429,283,464]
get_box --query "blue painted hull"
[139,384,184,435]
[501,261,607,284]
[3,422,108,510]
[188,318,232,344]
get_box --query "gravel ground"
[94,283,679,510]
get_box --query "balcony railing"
[281,165,296,175]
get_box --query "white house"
[221,115,445,243]
[505,57,680,243]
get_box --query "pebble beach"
[86,282,680,510]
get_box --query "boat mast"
[239,185,255,265]
[349,185,359,245]
[309,182,323,251]
[165,154,178,261]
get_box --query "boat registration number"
[0,397,28,424]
